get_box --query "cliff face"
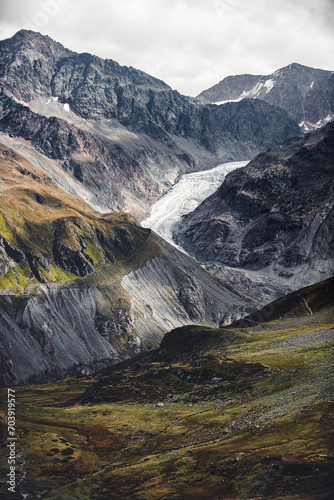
[0,30,300,217]
[198,63,334,131]
[175,122,334,288]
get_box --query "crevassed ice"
[142,161,248,247]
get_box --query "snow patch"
[246,81,264,97]
[315,114,334,128]
[264,79,276,93]
[63,103,70,112]
[299,121,313,132]
[213,78,275,105]
[213,98,243,105]
[299,114,334,132]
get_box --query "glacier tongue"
[141,161,248,247]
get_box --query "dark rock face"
[0,30,300,217]
[198,63,334,129]
[175,122,334,284]
[0,350,17,386]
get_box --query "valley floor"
[1,293,333,499]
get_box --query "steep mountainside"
[0,143,145,288]
[198,63,334,131]
[1,277,333,498]
[0,143,257,387]
[175,121,334,290]
[0,30,300,217]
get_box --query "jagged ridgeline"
[197,62,334,131]
[0,30,300,218]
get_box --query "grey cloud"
[0,0,333,95]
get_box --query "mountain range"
[198,62,334,132]
[0,30,333,388]
[0,30,300,218]
[0,28,333,500]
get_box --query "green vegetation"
[1,286,333,499]
[0,144,155,293]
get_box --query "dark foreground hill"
[0,276,333,499]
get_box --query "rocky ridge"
[198,63,334,131]
[0,143,148,287]
[0,30,300,217]
[174,121,334,290]
[0,239,249,387]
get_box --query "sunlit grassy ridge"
[1,278,333,499]
[0,143,150,293]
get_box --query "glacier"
[141,161,248,247]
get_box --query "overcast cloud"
[0,0,333,96]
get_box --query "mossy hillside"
[1,284,333,500]
[0,144,152,292]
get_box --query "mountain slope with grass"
[0,143,255,387]
[0,276,333,499]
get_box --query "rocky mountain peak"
[0,30,301,217]
[198,62,334,130]
[0,29,73,60]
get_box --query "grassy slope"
[0,279,333,499]
[0,143,149,293]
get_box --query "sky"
[0,0,333,96]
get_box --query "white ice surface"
[141,161,248,247]
[264,79,276,93]
[213,98,243,105]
